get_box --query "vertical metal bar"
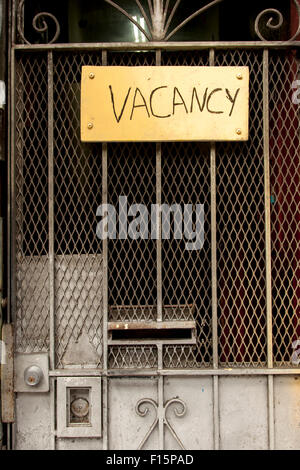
[268,375,275,449]
[11,0,16,46]
[155,49,162,325]
[48,52,56,450]
[48,51,55,370]
[7,1,14,327]
[0,0,7,163]
[156,141,162,325]
[155,50,164,449]
[263,49,273,369]
[7,2,15,449]
[209,47,220,450]
[50,377,56,450]
[1,323,14,423]
[102,49,108,450]
[9,40,15,326]
[263,48,275,450]
[158,374,164,450]
[213,375,219,450]
[209,48,218,369]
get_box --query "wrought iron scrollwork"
[104,0,224,41]
[255,0,300,42]
[135,397,187,449]
[17,0,60,45]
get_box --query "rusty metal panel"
[1,323,14,423]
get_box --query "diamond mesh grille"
[269,51,300,366]
[161,50,211,368]
[107,50,158,368]
[14,46,299,370]
[53,53,103,367]
[215,50,267,367]
[162,143,212,368]
[15,53,49,352]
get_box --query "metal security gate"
[3,0,300,449]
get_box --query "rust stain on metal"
[1,323,15,423]
[108,321,196,330]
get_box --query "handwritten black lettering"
[225,88,240,117]
[150,86,171,118]
[130,88,150,120]
[190,87,208,113]
[109,85,131,123]
[206,88,223,114]
[173,87,188,115]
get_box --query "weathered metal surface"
[1,323,14,423]
[108,320,196,345]
[164,377,214,450]
[274,376,300,449]
[15,393,52,449]
[108,320,196,330]
[9,0,300,451]
[219,377,268,449]
[56,377,102,438]
[14,353,49,393]
[109,377,158,449]
[81,65,249,142]
[12,41,300,52]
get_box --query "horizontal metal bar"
[108,339,196,345]
[49,368,300,377]
[49,369,104,377]
[108,368,300,377]
[108,321,196,330]
[12,40,300,52]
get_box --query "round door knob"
[24,365,43,386]
[70,398,89,418]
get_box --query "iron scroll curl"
[17,0,60,45]
[16,0,300,44]
[255,0,300,41]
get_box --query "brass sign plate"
[81,66,249,142]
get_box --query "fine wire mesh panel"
[269,50,300,367]
[161,50,209,66]
[161,50,212,368]
[13,47,299,371]
[215,50,267,367]
[53,53,103,368]
[15,52,50,353]
[107,143,157,368]
[107,50,158,369]
[161,143,212,368]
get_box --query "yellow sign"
[81,66,249,142]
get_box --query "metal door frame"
[4,0,300,450]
